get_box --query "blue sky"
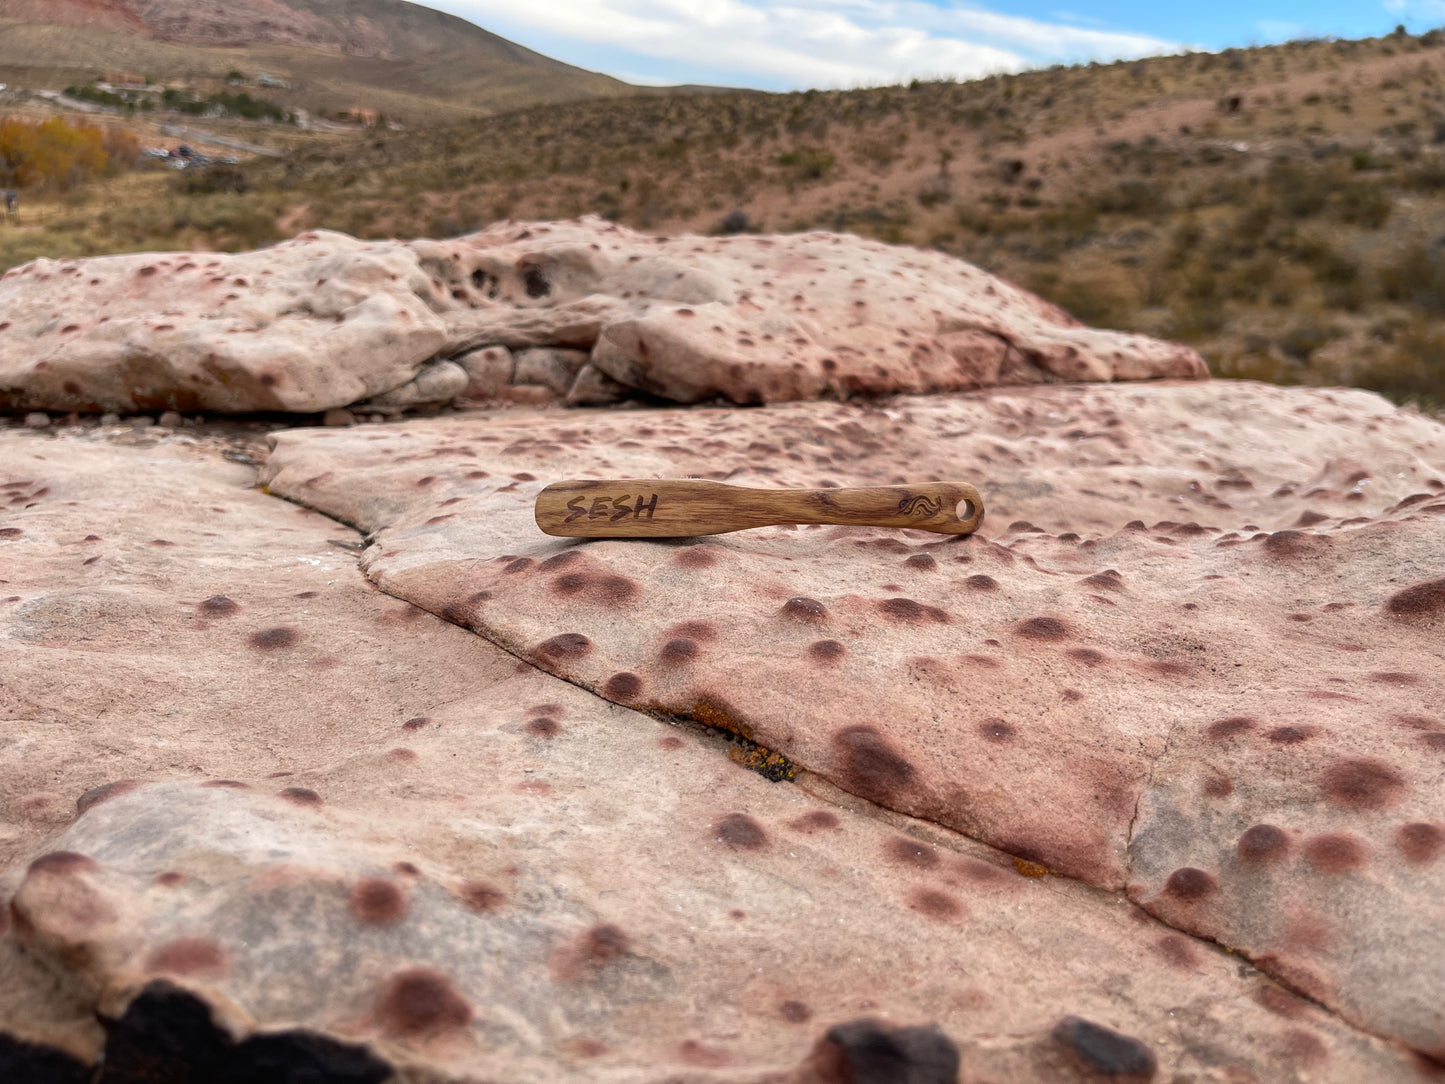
[428,1,1445,91]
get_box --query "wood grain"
[535,479,984,538]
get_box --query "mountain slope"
[0,0,632,120]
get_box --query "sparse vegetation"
[5,27,1445,408]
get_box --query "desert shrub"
[716,209,751,235]
[776,147,835,182]
[1352,325,1445,407]
[179,165,250,195]
[1333,180,1392,226]
[1379,244,1445,313]
[1025,271,1128,327]
[1094,179,1165,215]
[1278,323,1341,361]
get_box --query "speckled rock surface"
[418,217,1208,404]
[0,233,453,413]
[0,412,1436,1082]
[260,380,1445,1061]
[0,219,1205,415]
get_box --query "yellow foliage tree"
[0,116,114,191]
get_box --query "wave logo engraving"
[898,494,943,518]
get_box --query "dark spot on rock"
[1082,570,1124,591]
[76,780,139,815]
[574,923,629,966]
[669,619,717,641]
[964,574,999,590]
[1371,671,1420,685]
[782,596,827,620]
[277,787,322,807]
[1397,822,1445,864]
[674,547,718,569]
[1385,578,1445,618]
[880,597,926,620]
[1154,934,1199,969]
[1281,1028,1331,1069]
[1256,985,1309,1018]
[780,1000,812,1023]
[376,968,472,1037]
[249,627,299,651]
[1207,716,1257,741]
[27,851,97,876]
[904,554,937,570]
[833,726,916,805]
[522,265,551,298]
[660,637,698,664]
[1320,758,1405,810]
[789,810,839,833]
[1238,824,1289,863]
[1017,616,1069,640]
[537,633,592,660]
[978,718,1015,741]
[1066,648,1106,667]
[552,571,640,603]
[809,639,845,662]
[1304,833,1369,873]
[714,813,767,849]
[526,717,560,737]
[604,672,642,700]
[200,779,248,789]
[1203,775,1234,797]
[458,881,506,912]
[808,1018,960,1084]
[538,551,581,573]
[1052,1016,1157,1079]
[503,557,533,574]
[1264,530,1323,558]
[145,938,227,977]
[908,889,964,921]
[659,735,685,749]
[401,716,431,731]
[1267,725,1316,744]
[155,872,185,887]
[1163,867,1216,902]
[198,595,240,617]
[885,836,940,868]
[350,878,408,925]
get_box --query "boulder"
[0,232,451,413]
[261,380,1445,1059]
[1,219,1207,415]
[0,404,1430,1081]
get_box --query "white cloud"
[1383,0,1445,18]
[428,0,1180,90]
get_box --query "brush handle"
[535,479,984,537]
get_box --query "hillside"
[6,26,1445,407]
[0,0,631,122]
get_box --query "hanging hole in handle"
[956,499,976,522]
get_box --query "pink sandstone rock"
[0,219,1206,414]
[260,380,1445,1061]
[0,410,1431,1081]
[0,233,452,413]
[421,217,1208,403]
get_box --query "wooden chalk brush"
[535,479,984,538]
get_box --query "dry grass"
[6,27,1445,408]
